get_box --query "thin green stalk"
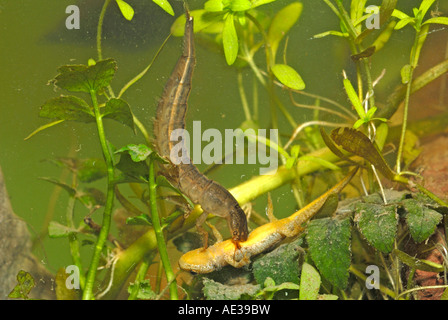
[396,285,448,300]
[396,24,430,172]
[133,115,151,145]
[237,71,252,122]
[395,50,417,173]
[97,0,115,98]
[82,90,116,300]
[334,0,358,40]
[66,181,85,289]
[322,0,341,19]
[148,157,178,300]
[252,74,259,122]
[128,255,152,300]
[361,57,376,109]
[97,0,111,61]
[118,33,172,99]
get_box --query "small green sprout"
[342,72,387,129]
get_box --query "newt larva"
[153,11,248,247]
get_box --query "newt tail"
[153,11,248,247]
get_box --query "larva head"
[229,205,249,242]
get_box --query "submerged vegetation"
[11,0,448,300]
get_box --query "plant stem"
[148,157,178,300]
[118,33,172,99]
[396,26,428,173]
[128,254,153,300]
[237,71,252,122]
[97,0,115,98]
[395,68,415,173]
[97,0,111,61]
[382,58,448,120]
[66,177,85,289]
[82,90,116,300]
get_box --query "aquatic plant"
[18,0,448,301]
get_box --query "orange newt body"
[179,168,357,274]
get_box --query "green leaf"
[299,263,321,300]
[298,155,340,171]
[39,177,76,196]
[285,156,296,169]
[252,239,302,286]
[24,120,65,140]
[350,0,368,25]
[423,17,448,26]
[116,144,152,162]
[375,122,389,151]
[393,249,444,273]
[354,202,398,253]
[271,64,305,90]
[223,14,238,65]
[250,0,276,9]
[204,0,224,12]
[76,158,108,183]
[8,271,35,300]
[126,214,153,226]
[116,152,149,182]
[391,8,410,20]
[402,198,442,243]
[410,24,429,67]
[260,279,300,295]
[102,98,135,132]
[152,0,174,16]
[419,0,436,19]
[307,216,352,289]
[313,30,349,38]
[267,2,303,61]
[115,0,134,20]
[48,221,78,238]
[343,77,365,119]
[353,119,364,129]
[128,280,157,299]
[365,106,377,119]
[394,17,414,30]
[171,10,225,36]
[51,59,117,93]
[400,64,412,84]
[285,145,300,169]
[229,0,251,12]
[39,95,94,122]
[371,20,397,52]
[78,188,106,209]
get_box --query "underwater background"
[1,0,447,283]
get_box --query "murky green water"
[1,0,446,277]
